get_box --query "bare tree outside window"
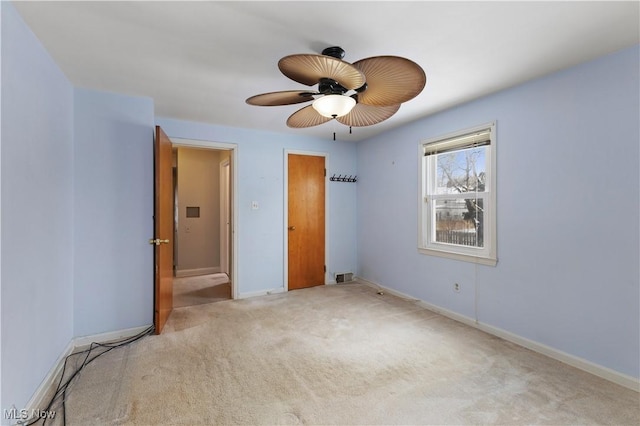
[435,146,486,247]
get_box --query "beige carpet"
[173,273,231,308]
[52,282,638,425]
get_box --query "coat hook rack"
[330,174,357,183]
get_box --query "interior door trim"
[283,149,329,291]
[219,158,231,276]
[171,137,239,300]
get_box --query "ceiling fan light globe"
[312,95,356,118]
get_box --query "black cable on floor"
[21,325,154,426]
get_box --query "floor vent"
[335,272,354,283]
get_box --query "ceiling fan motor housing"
[318,78,349,95]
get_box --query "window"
[419,122,497,265]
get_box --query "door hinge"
[324,168,326,177]
[324,265,326,272]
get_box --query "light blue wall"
[156,118,358,295]
[357,46,640,378]
[73,88,155,337]
[1,1,74,412]
[0,2,3,412]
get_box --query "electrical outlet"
[454,283,460,292]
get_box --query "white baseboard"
[20,339,75,424]
[22,325,153,421]
[175,267,220,278]
[73,325,152,349]
[241,282,339,298]
[238,287,286,299]
[356,276,640,392]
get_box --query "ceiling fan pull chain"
[349,126,352,134]
[332,118,337,141]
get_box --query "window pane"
[435,146,486,194]
[434,198,484,248]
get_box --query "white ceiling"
[12,1,640,142]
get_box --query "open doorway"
[171,143,236,307]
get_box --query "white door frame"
[283,149,329,291]
[172,137,238,300]
[219,158,230,276]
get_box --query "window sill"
[418,247,497,266]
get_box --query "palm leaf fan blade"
[353,56,426,106]
[246,90,316,106]
[336,103,401,127]
[287,105,333,128]
[278,54,365,90]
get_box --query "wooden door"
[153,126,173,334]
[288,154,325,290]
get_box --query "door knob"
[288,226,296,231]
[149,238,170,245]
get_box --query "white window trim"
[418,122,497,266]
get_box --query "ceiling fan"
[246,46,426,132]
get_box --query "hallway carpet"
[60,282,638,425]
[173,273,231,308]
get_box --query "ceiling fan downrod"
[321,46,345,59]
